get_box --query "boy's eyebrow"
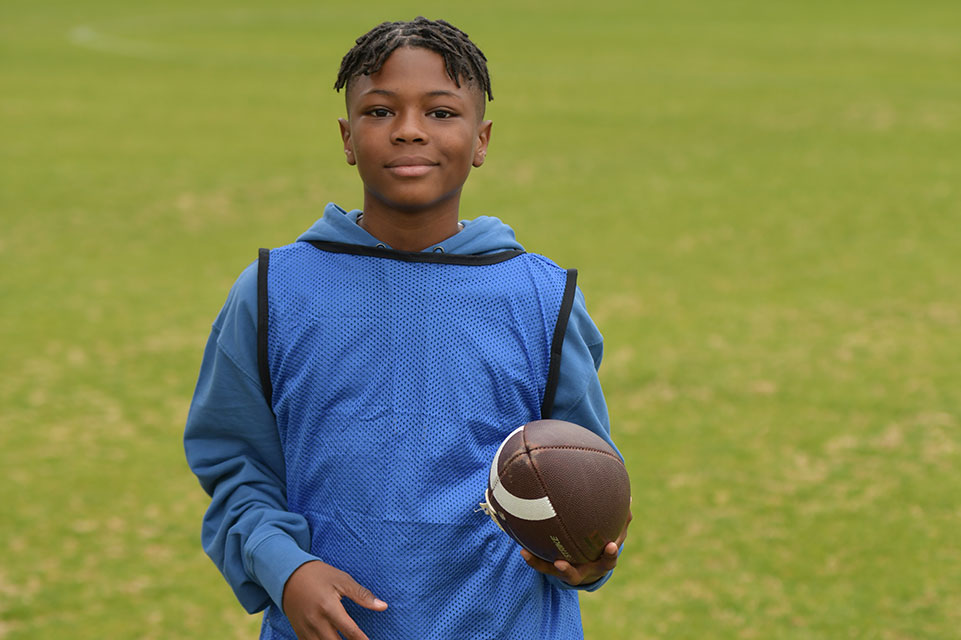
[360,88,462,99]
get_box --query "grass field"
[2,1,960,638]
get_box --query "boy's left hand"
[519,509,632,586]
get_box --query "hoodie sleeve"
[550,287,612,448]
[545,286,619,592]
[184,262,318,613]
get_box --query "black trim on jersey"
[304,240,525,265]
[541,268,578,418]
[257,248,273,409]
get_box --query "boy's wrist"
[247,533,319,610]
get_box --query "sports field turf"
[2,1,959,638]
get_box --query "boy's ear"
[338,118,356,166]
[473,120,493,168]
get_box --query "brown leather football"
[481,419,631,564]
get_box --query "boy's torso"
[259,242,584,639]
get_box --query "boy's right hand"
[281,560,388,640]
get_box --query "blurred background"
[1,0,959,637]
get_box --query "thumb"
[340,577,388,612]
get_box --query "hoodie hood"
[296,203,525,256]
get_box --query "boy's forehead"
[345,47,486,111]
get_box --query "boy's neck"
[357,208,463,252]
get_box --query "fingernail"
[374,598,388,608]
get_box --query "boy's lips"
[386,156,438,177]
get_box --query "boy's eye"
[368,108,392,117]
[430,109,456,119]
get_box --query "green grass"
[2,1,960,638]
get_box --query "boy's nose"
[392,113,427,144]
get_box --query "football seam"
[526,445,621,460]
[499,448,533,471]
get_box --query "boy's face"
[339,47,492,219]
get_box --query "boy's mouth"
[386,156,438,177]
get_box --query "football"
[481,419,631,564]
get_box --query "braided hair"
[334,17,493,103]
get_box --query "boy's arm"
[184,263,317,613]
[550,287,612,449]
[538,286,625,592]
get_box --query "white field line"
[68,25,170,59]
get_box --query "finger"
[327,577,386,640]
[520,549,549,572]
[295,594,371,640]
[325,605,372,640]
[520,549,563,578]
[552,559,583,585]
[614,509,633,547]
[307,616,351,640]
[294,610,350,640]
[339,577,388,612]
[592,544,620,573]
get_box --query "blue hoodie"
[184,203,614,616]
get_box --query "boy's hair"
[334,17,493,102]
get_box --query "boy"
[185,17,629,640]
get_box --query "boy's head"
[335,17,492,117]
[334,18,495,227]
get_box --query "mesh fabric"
[260,242,583,639]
